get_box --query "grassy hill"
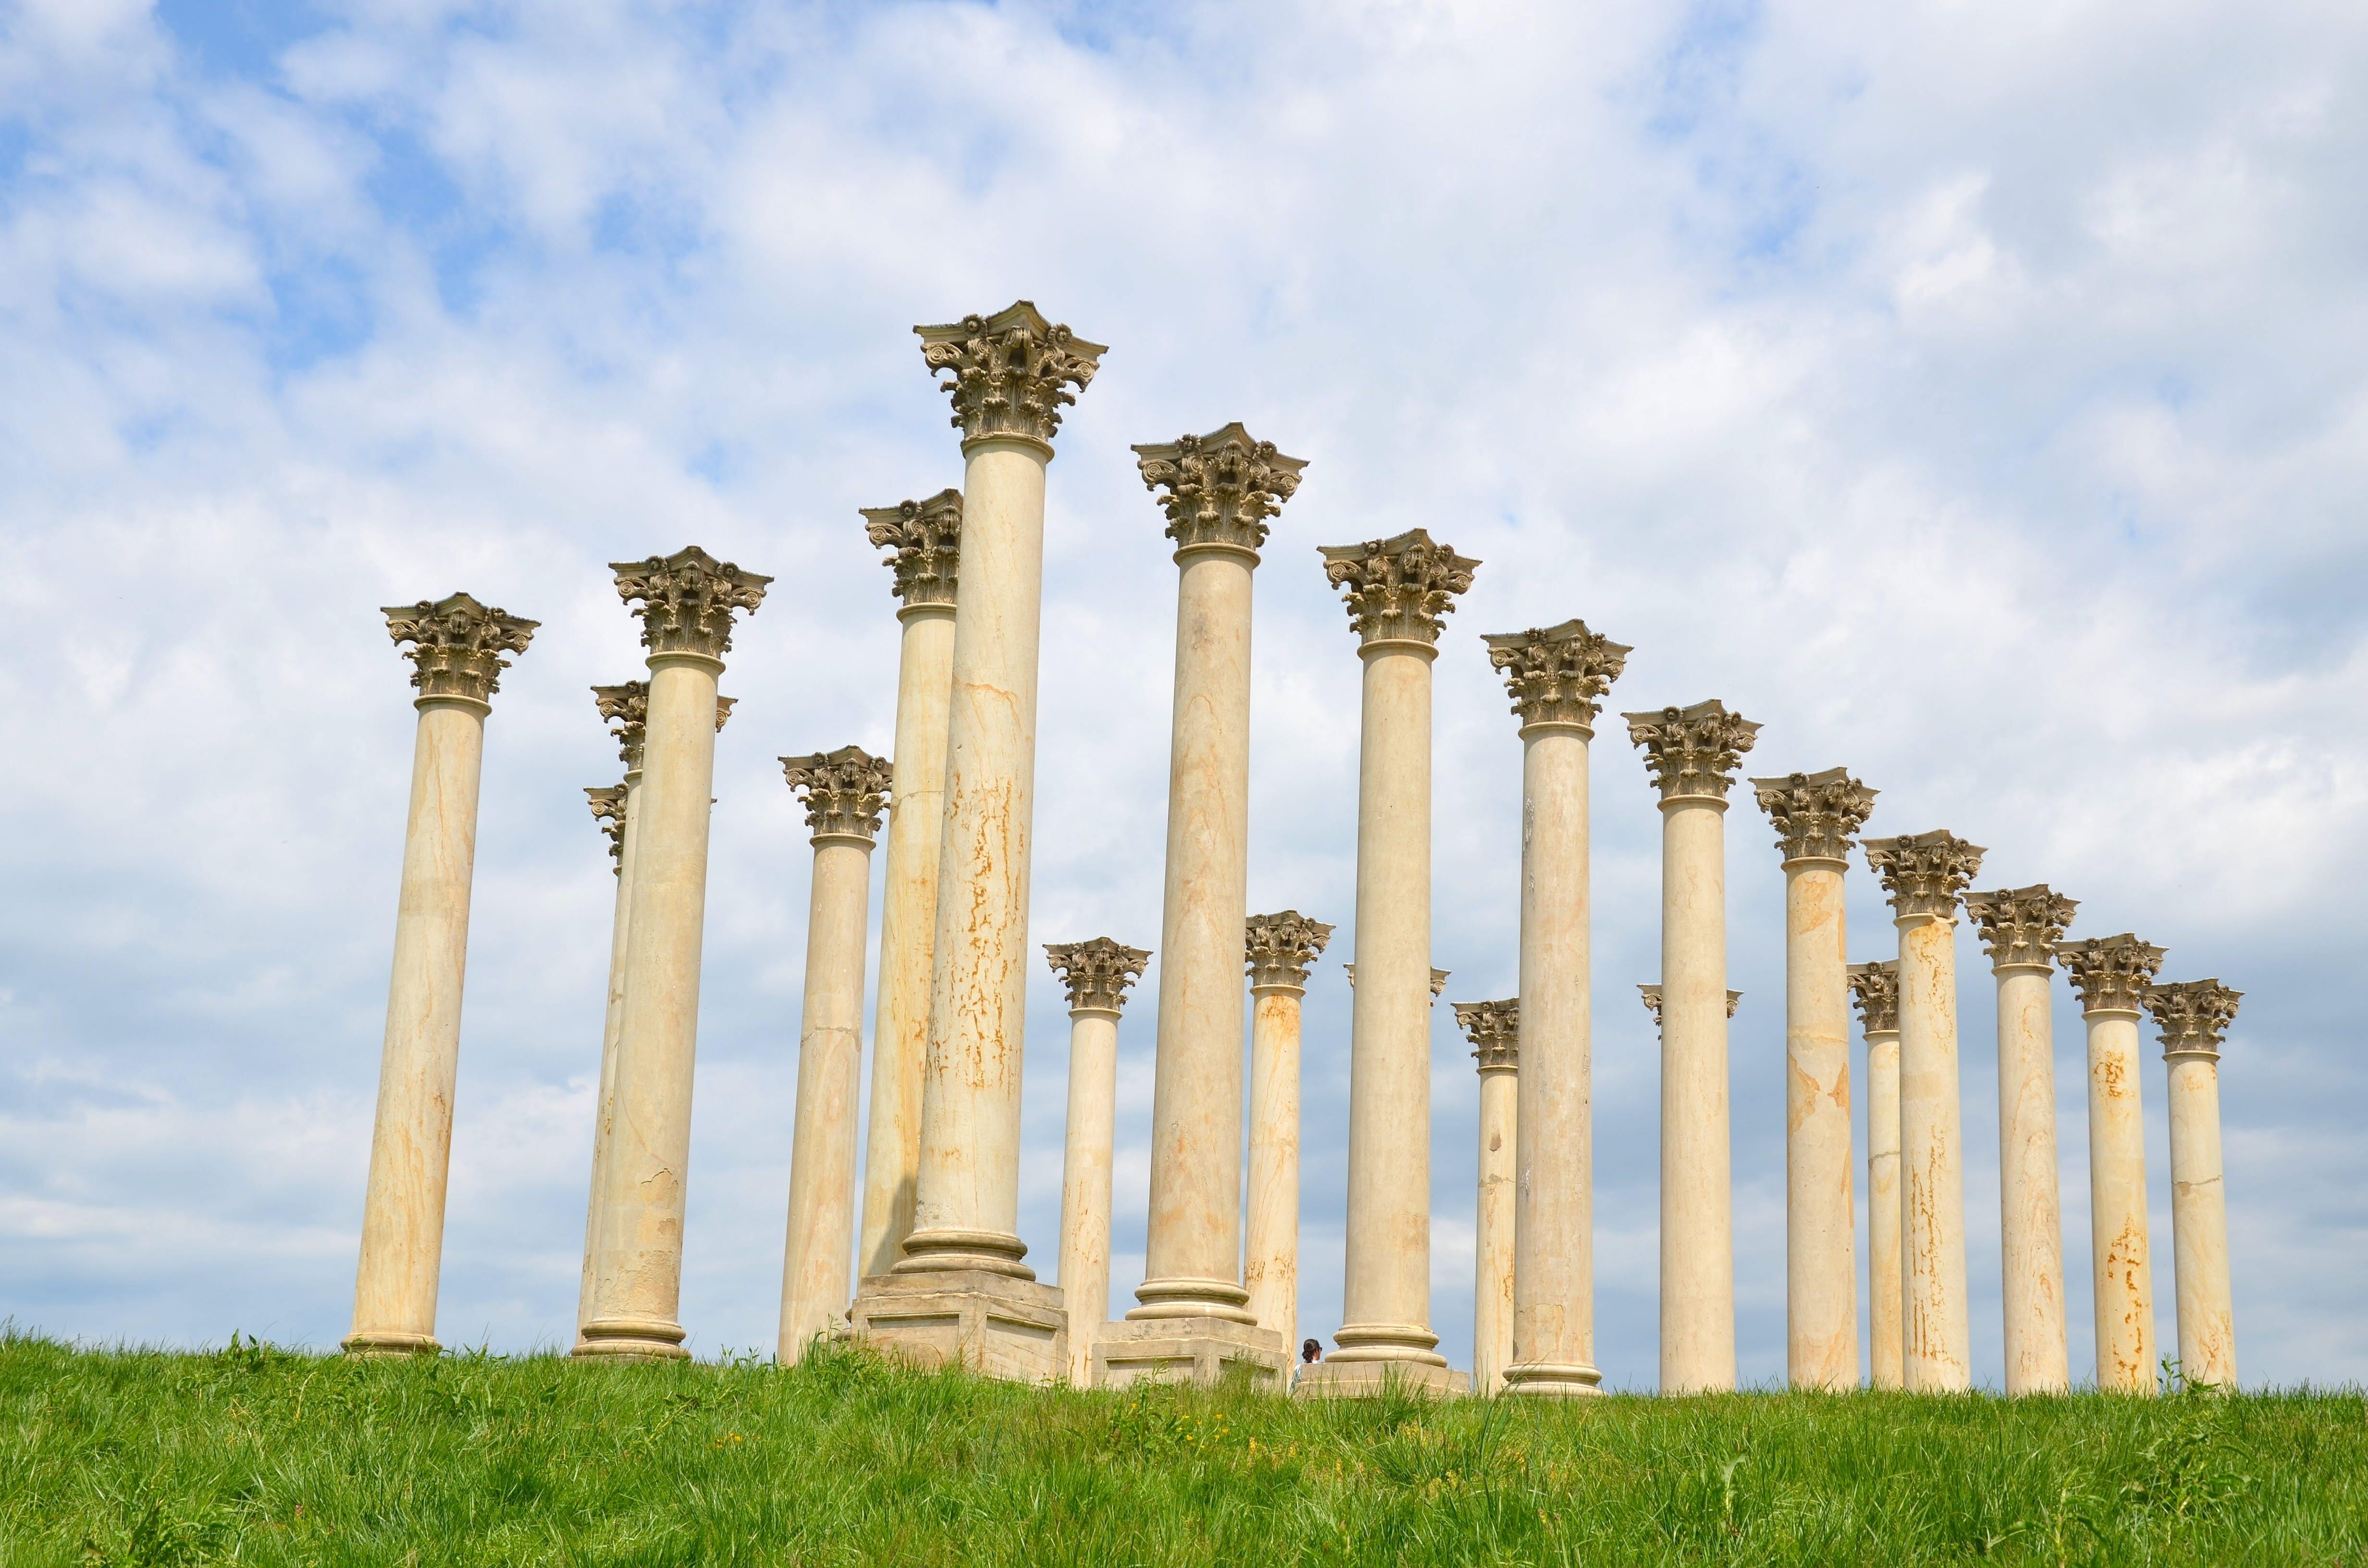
[2,1332,2360,1565]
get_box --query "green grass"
[2,1332,2362,1566]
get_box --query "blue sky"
[1,0,2363,1390]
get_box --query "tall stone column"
[1751,768,1876,1390]
[2145,980,2242,1391]
[1483,620,1628,1399]
[1862,830,1985,1392]
[851,302,1102,1385]
[347,594,536,1356]
[857,491,962,1283]
[1044,941,1148,1388]
[1107,426,1305,1386]
[577,546,770,1360]
[1298,529,1477,1398]
[1966,885,2078,1396]
[1455,1000,1520,1394]
[1242,912,1332,1361]
[1849,961,1904,1389]
[1625,699,1760,1395]
[777,747,893,1361]
[577,683,732,1347]
[2059,932,2168,1393]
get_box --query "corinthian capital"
[1481,619,1630,732]
[1454,999,1519,1072]
[781,746,893,844]
[1343,963,1451,997]
[1133,423,1308,557]
[2057,934,2167,1016]
[1638,984,1742,1024]
[1245,911,1333,991]
[861,490,961,609]
[586,784,626,870]
[1862,830,1985,921]
[594,681,733,770]
[611,546,771,661]
[382,592,537,705]
[1045,938,1151,1015]
[2144,980,2242,1060]
[1847,960,1900,1035]
[1319,529,1480,647]
[1624,699,1761,804]
[1750,767,1877,865]
[916,300,1106,448]
[1964,885,2078,972]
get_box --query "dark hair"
[1301,1338,1322,1363]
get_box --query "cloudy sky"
[2,0,2363,1391]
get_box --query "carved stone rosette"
[1847,960,1901,1035]
[916,300,1107,448]
[2144,980,2243,1060]
[1624,700,1762,804]
[586,785,626,868]
[861,490,962,608]
[1453,999,1520,1073]
[1862,831,1986,921]
[1749,768,1877,865]
[1965,885,2078,973]
[1482,620,1631,733]
[1319,529,1480,647]
[1244,911,1332,991]
[1045,939,1151,1015]
[1133,423,1308,558]
[1638,984,1742,1023]
[610,546,772,660]
[383,592,538,705]
[594,682,733,770]
[2056,934,2168,1015]
[780,746,893,844]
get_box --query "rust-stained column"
[1966,886,2077,1396]
[1751,768,1876,1390]
[2145,980,2242,1391]
[1243,913,1332,1357]
[1047,940,1150,1386]
[1849,961,1903,1389]
[1455,1000,1520,1394]
[2060,933,2168,1394]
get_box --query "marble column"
[1862,831,1985,1392]
[1483,620,1628,1398]
[1298,529,1477,1398]
[1243,912,1332,1360]
[777,747,893,1361]
[577,683,732,1348]
[2145,979,2242,1391]
[577,546,770,1360]
[1046,940,1149,1388]
[1966,885,2078,1396]
[2059,932,2168,1393]
[1122,428,1306,1377]
[347,594,536,1356]
[1455,1000,1520,1394]
[851,303,1102,1385]
[856,491,962,1284]
[1625,699,1760,1395]
[1849,961,1904,1390]
[1751,768,1876,1390]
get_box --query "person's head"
[1301,1338,1321,1363]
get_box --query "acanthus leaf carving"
[1862,830,1986,920]
[1319,529,1480,646]
[1133,423,1308,557]
[916,301,1106,447]
[382,591,537,704]
[1045,937,1151,1014]
[610,545,771,661]
[585,784,626,871]
[1482,619,1630,731]
[1244,911,1333,991]
[593,681,732,771]
[2143,979,2242,1059]
[1624,699,1761,803]
[1847,960,1900,1035]
[2056,933,2168,1016]
[1452,998,1520,1072]
[861,490,962,608]
[1964,884,2079,972]
[780,745,893,844]
[1749,767,1877,863]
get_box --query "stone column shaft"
[1244,912,1330,1361]
[1852,951,1903,1391]
[2149,980,2241,1391]
[348,593,533,1357]
[1048,940,1148,1387]
[1457,1001,1520,1394]
[576,771,637,1339]
[2061,933,2167,1393]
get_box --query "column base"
[1294,1358,1470,1398]
[1126,1275,1258,1326]
[1093,1317,1290,1392]
[847,1268,1067,1384]
[1502,1360,1605,1397]
[571,1316,692,1362]
[341,1330,438,1358]
[889,1226,1036,1280]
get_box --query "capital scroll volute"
[2144,979,2241,1060]
[383,591,537,706]
[1847,960,1900,1036]
[861,490,962,609]
[1750,767,1876,865]
[1964,885,2079,973]
[1625,699,1761,805]
[1319,528,1480,649]
[610,545,771,662]
[1862,830,1986,922]
[1453,998,1519,1073]
[1245,911,1333,992]
[1482,619,1630,733]
[1045,938,1151,1016]
[2057,933,2168,1017]
[916,300,1106,450]
[595,681,732,771]
[780,745,893,845]
[1134,423,1308,559]
[585,784,626,871]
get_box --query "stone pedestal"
[1967,886,2077,1396]
[1627,699,1760,1394]
[1849,962,1903,1389]
[1482,621,1626,1398]
[776,749,891,1361]
[1751,768,1876,1390]
[2146,980,2242,1391]
[347,593,535,1357]
[1315,530,1478,1388]
[845,1269,1068,1384]
[577,547,770,1361]
[1295,1360,1471,1396]
[1455,1000,1520,1394]
[2061,933,2167,1394]
[1244,914,1332,1360]
[1863,831,1984,1392]
[1095,1319,1292,1391]
[857,491,962,1283]
[1129,428,1306,1330]
[1048,940,1149,1387]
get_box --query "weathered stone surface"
[1245,911,1332,991]
[916,301,1105,447]
[1134,423,1307,556]
[383,592,536,705]
[2059,934,2168,1014]
[1966,885,2078,972]
[1749,767,1875,864]
[862,490,962,608]
[1319,529,1478,646]
[1044,938,1150,1015]
[1625,700,1761,803]
[781,746,894,844]
[1481,620,1629,732]
[611,546,771,660]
